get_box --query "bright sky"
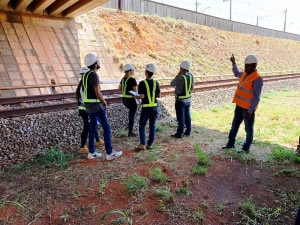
[153,0,300,34]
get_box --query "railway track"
[0,74,299,118]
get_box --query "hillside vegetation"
[77,7,300,80]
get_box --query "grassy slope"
[78,7,300,80]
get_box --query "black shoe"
[171,133,182,138]
[183,131,190,136]
[242,145,250,153]
[222,145,235,149]
[128,133,137,137]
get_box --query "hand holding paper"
[129,90,140,96]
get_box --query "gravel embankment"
[0,80,299,168]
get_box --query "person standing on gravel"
[118,64,138,137]
[75,66,104,154]
[222,54,263,153]
[135,64,161,151]
[170,61,194,138]
[82,53,122,160]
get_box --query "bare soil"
[1,125,300,225]
[76,7,300,80]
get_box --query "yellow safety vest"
[176,73,193,99]
[121,77,134,98]
[141,80,157,107]
[82,71,100,103]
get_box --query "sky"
[152,0,300,34]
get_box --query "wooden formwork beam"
[29,0,55,14]
[63,0,110,18]
[46,0,79,16]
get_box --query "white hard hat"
[79,66,90,74]
[84,53,99,67]
[123,64,134,72]
[146,63,156,73]
[180,60,191,70]
[244,54,258,64]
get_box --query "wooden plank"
[12,0,34,12]
[0,0,10,10]
[30,0,55,14]
[63,0,110,18]
[46,0,79,16]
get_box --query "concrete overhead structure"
[0,0,119,98]
[0,0,110,18]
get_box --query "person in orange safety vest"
[222,54,263,153]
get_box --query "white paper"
[129,90,140,96]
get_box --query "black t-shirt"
[120,77,137,96]
[138,79,160,105]
[88,71,100,88]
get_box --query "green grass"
[152,187,174,203]
[193,144,211,175]
[222,148,257,163]
[123,174,148,194]
[99,209,132,225]
[214,203,227,215]
[7,148,74,171]
[192,208,204,224]
[135,149,161,162]
[115,129,128,137]
[149,168,171,183]
[192,90,300,148]
[156,124,168,132]
[274,168,300,177]
[268,146,300,164]
[237,201,281,224]
[176,179,192,196]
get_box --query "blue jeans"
[139,107,158,146]
[122,98,137,134]
[295,207,300,225]
[88,110,113,155]
[175,100,191,136]
[79,109,99,147]
[228,105,255,148]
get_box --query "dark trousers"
[122,98,137,134]
[79,109,99,148]
[227,105,255,148]
[139,107,158,146]
[175,100,191,136]
[295,207,300,225]
[88,109,112,154]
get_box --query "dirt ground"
[1,124,300,225]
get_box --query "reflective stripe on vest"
[82,71,101,103]
[121,77,134,98]
[177,73,192,99]
[78,106,86,110]
[232,71,261,109]
[141,80,157,107]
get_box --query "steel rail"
[1,74,300,105]
[0,74,299,118]
[0,97,122,118]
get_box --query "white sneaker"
[106,150,122,161]
[88,152,102,159]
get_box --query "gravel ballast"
[0,79,299,168]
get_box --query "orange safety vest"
[232,71,261,109]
